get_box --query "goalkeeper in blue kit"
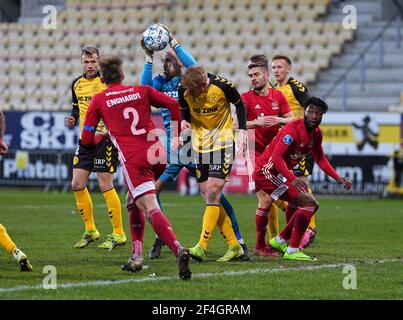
[125,24,249,264]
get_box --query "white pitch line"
[0,258,401,294]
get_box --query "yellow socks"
[0,224,17,254]
[198,205,220,250]
[217,206,238,246]
[103,188,124,236]
[267,204,279,239]
[308,216,316,230]
[74,187,96,232]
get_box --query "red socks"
[147,208,180,256]
[255,208,269,249]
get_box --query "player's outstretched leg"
[148,192,166,259]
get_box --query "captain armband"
[83,125,96,133]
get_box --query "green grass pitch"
[0,190,402,300]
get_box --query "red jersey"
[242,88,291,157]
[255,119,340,184]
[81,84,181,163]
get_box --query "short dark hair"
[272,54,292,66]
[99,56,123,84]
[81,46,99,58]
[248,54,269,69]
[304,97,328,113]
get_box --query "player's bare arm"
[236,129,248,156]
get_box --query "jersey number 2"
[123,107,146,135]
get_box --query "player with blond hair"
[66,47,126,250]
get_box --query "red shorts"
[253,170,300,203]
[121,146,166,201]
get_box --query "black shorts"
[293,153,314,177]
[73,138,119,173]
[193,145,234,183]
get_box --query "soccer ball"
[141,24,169,52]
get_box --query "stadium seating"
[0,0,355,111]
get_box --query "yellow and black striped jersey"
[275,77,309,119]
[71,73,107,135]
[179,73,243,153]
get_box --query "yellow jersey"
[71,73,107,134]
[179,74,243,153]
[275,77,309,120]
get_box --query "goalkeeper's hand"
[140,36,154,57]
[156,23,172,40]
[157,23,179,49]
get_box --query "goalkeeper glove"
[156,23,179,49]
[140,36,154,63]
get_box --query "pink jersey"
[242,88,290,157]
[81,83,181,163]
[255,119,340,184]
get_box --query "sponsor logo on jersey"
[78,96,92,102]
[194,106,219,114]
[254,104,261,109]
[165,91,178,99]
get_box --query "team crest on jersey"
[209,94,219,104]
[283,134,293,145]
[272,101,279,110]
